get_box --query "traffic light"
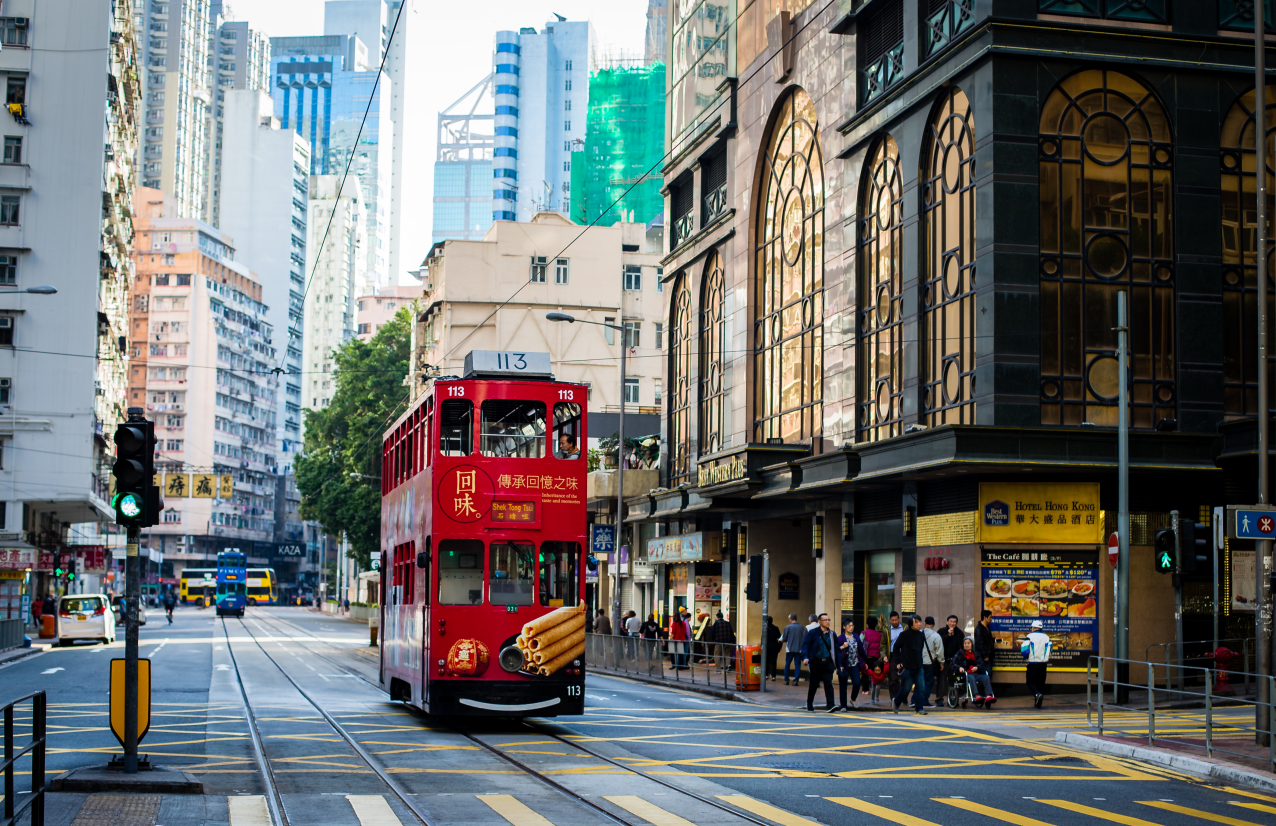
[112,412,156,527]
[67,556,77,582]
[745,554,764,602]
[1179,519,1209,574]
[1153,527,1176,573]
[53,564,65,578]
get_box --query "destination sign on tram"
[491,501,536,523]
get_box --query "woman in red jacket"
[669,609,690,670]
[951,636,996,707]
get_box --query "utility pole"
[615,328,626,639]
[1117,290,1130,703]
[1172,509,1183,692]
[124,524,140,772]
[761,550,770,694]
[1257,0,1273,748]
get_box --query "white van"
[57,594,116,645]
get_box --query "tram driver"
[556,433,580,459]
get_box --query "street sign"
[1108,532,1119,567]
[1229,506,1276,539]
[110,657,150,747]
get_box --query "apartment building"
[203,8,271,227]
[354,285,422,340]
[302,175,365,409]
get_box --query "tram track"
[240,608,778,826]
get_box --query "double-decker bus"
[246,568,277,604]
[215,551,248,617]
[380,351,588,717]
[180,568,215,604]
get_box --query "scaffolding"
[570,63,666,228]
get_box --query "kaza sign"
[276,543,304,557]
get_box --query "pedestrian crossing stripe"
[716,794,824,825]
[937,798,1059,826]
[1035,799,1165,825]
[478,794,556,826]
[1229,801,1276,815]
[227,795,271,826]
[603,795,698,826]
[1138,801,1265,826]
[826,797,942,826]
[347,794,403,826]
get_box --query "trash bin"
[734,645,762,691]
[40,614,55,638]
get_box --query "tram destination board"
[465,350,553,378]
[491,501,536,523]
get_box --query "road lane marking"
[1035,800,1164,825]
[347,794,403,826]
[227,795,272,826]
[41,668,64,674]
[603,796,697,826]
[826,798,942,826]
[1138,801,1263,826]
[1229,802,1276,815]
[717,795,824,825]
[476,794,557,826]
[937,799,1059,826]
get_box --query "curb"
[51,765,204,794]
[1055,731,1276,793]
[586,667,755,703]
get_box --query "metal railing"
[1145,637,1256,693]
[1086,656,1274,773]
[0,620,21,652]
[585,633,755,692]
[2,691,46,826]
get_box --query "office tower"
[644,0,667,65]
[492,19,597,223]
[270,34,390,293]
[217,90,310,456]
[134,0,212,218]
[432,75,493,244]
[302,176,366,410]
[203,5,271,227]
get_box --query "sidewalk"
[1058,731,1276,792]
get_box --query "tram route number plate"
[506,605,518,614]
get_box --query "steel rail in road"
[244,609,778,826]
[221,616,436,826]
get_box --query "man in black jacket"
[891,615,928,715]
[974,610,995,672]
[800,613,838,712]
[763,616,782,681]
[937,615,965,700]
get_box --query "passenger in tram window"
[556,432,579,459]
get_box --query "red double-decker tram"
[379,351,588,717]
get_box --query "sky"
[237,0,654,285]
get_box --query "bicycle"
[165,605,174,624]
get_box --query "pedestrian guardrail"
[0,620,21,652]
[1086,656,1275,773]
[2,690,46,826]
[585,633,753,691]
[1144,637,1256,693]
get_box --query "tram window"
[538,541,580,607]
[553,402,582,459]
[489,541,536,605]
[480,400,547,458]
[438,538,484,605]
[439,399,473,456]
[217,582,246,596]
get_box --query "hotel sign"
[697,456,748,487]
[977,483,1102,544]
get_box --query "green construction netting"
[571,63,666,228]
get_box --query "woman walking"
[836,618,867,710]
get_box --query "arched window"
[668,274,693,486]
[858,135,904,442]
[699,250,727,455]
[1039,69,1174,428]
[922,88,976,426]
[754,88,824,446]
[1220,87,1276,419]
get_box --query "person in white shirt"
[625,611,642,636]
[921,617,945,707]
[806,614,819,631]
[1021,619,1053,708]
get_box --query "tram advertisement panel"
[980,549,1097,672]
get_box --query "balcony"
[702,183,727,226]
[671,211,694,249]
[862,42,904,106]
[926,0,974,57]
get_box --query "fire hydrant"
[1209,647,1237,695]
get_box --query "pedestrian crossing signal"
[1153,528,1176,573]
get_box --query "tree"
[294,309,412,570]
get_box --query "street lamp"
[0,286,56,294]
[547,311,626,634]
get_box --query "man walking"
[887,611,904,699]
[595,608,613,636]
[1022,619,1052,707]
[974,609,994,673]
[891,615,928,715]
[801,613,837,712]
[764,615,782,681]
[921,617,945,708]
[937,615,965,700]
[781,614,805,685]
[709,611,736,670]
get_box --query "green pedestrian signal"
[1156,551,1173,571]
[1153,527,1176,574]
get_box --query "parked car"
[111,596,148,626]
[58,594,116,646]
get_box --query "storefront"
[648,532,722,623]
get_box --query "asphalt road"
[4,606,1273,826]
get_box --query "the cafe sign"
[977,483,1102,544]
[696,455,747,488]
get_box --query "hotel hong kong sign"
[977,483,1102,544]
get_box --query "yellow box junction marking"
[827,797,942,826]
[1229,801,1276,815]
[603,795,698,826]
[1035,799,1164,825]
[1138,801,1264,826]
[938,798,1059,826]
[477,794,557,826]
[716,795,824,826]
[346,794,403,826]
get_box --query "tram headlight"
[498,645,526,673]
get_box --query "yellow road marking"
[477,794,557,826]
[603,796,697,826]
[937,798,1058,826]
[717,795,823,825]
[347,794,403,826]
[1229,802,1276,815]
[1036,799,1164,825]
[227,795,272,826]
[1138,801,1263,826]
[826,797,942,826]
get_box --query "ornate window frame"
[699,250,727,455]
[668,273,693,486]
[858,135,904,442]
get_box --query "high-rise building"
[302,176,366,410]
[129,188,280,570]
[355,286,423,340]
[0,0,139,596]
[203,5,271,227]
[492,19,596,223]
[217,90,310,455]
[432,75,493,244]
[643,0,667,65]
[134,0,212,219]
[270,34,390,293]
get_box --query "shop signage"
[616,546,629,576]
[977,483,1102,544]
[980,548,1098,672]
[697,455,748,488]
[70,546,107,571]
[647,533,705,563]
[778,572,799,600]
[1230,549,1255,613]
[631,558,654,583]
[276,543,305,557]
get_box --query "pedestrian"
[781,613,805,685]
[585,609,595,634]
[41,593,55,617]
[1021,619,1052,707]
[886,611,904,699]
[887,611,903,646]
[937,615,965,700]
[863,661,889,703]
[801,613,837,712]
[921,617,945,708]
[974,609,994,673]
[861,616,884,703]
[668,609,689,669]
[891,615,928,715]
[639,613,660,663]
[624,610,641,658]
[710,611,735,670]
[763,615,782,681]
[952,636,995,707]
[342,597,350,615]
[693,610,713,663]
[805,613,819,631]
[836,618,866,710]
[595,608,613,636]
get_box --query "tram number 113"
[567,685,582,697]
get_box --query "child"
[862,661,889,705]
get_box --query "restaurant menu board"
[981,549,1098,672]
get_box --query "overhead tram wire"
[434,0,843,366]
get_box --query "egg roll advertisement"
[981,549,1098,672]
